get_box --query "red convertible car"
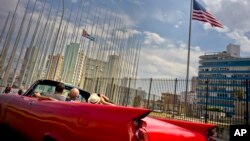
[0,80,217,141]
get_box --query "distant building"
[227,43,240,58]
[161,92,180,113]
[19,47,39,86]
[196,44,250,117]
[106,55,120,78]
[46,54,64,80]
[72,51,86,86]
[115,84,147,107]
[81,55,121,92]
[61,43,80,84]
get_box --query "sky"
[0,0,250,79]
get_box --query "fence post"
[125,77,131,106]
[147,78,153,109]
[94,77,99,92]
[83,77,87,91]
[246,79,249,125]
[172,78,178,118]
[205,79,209,123]
[152,95,155,111]
[110,77,114,100]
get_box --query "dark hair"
[55,82,64,93]
[18,89,23,95]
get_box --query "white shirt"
[45,93,66,101]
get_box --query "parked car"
[0,79,217,141]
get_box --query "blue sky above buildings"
[0,0,249,78]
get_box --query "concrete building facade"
[197,44,250,118]
[46,54,64,80]
[61,43,80,84]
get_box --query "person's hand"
[34,92,41,97]
[37,97,58,101]
[99,93,109,101]
[99,96,115,106]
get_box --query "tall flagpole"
[184,0,193,115]
[0,12,11,47]
[52,0,64,80]
[0,0,20,76]
[7,0,31,86]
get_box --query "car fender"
[0,94,15,124]
[155,117,216,135]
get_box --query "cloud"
[70,0,78,3]
[127,0,144,5]
[0,0,26,23]
[227,31,250,56]
[138,36,204,78]
[175,21,183,29]
[202,0,250,55]
[127,29,141,35]
[203,23,229,33]
[143,31,165,45]
[204,0,250,32]
[154,9,183,25]
[116,12,137,27]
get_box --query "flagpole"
[52,0,64,80]
[0,12,10,47]
[184,0,193,115]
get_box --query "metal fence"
[83,77,250,127]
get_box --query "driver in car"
[34,82,66,101]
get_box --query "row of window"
[199,74,250,78]
[201,60,250,67]
[197,79,248,85]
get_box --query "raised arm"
[34,92,58,101]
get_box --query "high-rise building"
[46,54,64,80]
[82,57,107,91]
[82,55,121,79]
[196,44,250,117]
[73,51,86,86]
[19,47,39,86]
[61,43,80,84]
[80,55,121,92]
[107,55,120,78]
[227,43,240,58]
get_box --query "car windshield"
[33,84,69,98]
[25,80,90,102]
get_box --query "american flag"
[192,0,223,28]
[82,29,95,41]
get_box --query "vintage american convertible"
[0,79,216,141]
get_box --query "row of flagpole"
[0,0,142,91]
[0,0,20,86]
[0,0,224,110]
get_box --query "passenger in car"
[34,82,66,101]
[88,93,115,106]
[3,84,11,93]
[66,88,81,102]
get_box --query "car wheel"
[43,135,57,141]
